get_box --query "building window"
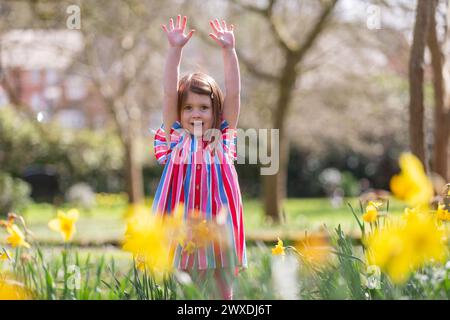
[46,69,59,86]
[65,75,86,101]
[30,70,41,84]
[56,108,85,128]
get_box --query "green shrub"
[0,171,32,216]
[0,105,124,195]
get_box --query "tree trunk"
[263,53,297,223]
[409,0,432,166]
[124,139,144,204]
[123,114,144,204]
[427,0,449,180]
[232,0,339,223]
[262,132,289,223]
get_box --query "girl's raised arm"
[209,19,241,129]
[161,15,195,139]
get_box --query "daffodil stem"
[331,250,366,265]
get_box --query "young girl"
[152,15,247,299]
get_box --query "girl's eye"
[201,105,209,111]
[184,106,192,111]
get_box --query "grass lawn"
[2,197,408,245]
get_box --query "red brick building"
[1,29,108,129]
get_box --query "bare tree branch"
[230,0,294,51]
[293,0,339,61]
[236,47,280,82]
[190,19,281,82]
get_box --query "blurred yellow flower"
[192,220,215,248]
[272,238,285,256]
[0,276,31,300]
[436,204,450,222]
[123,202,149,220]
[363,204,378,223]
[183,241,196,255]
[369,200,383,209]
[0,216,14,229]
[48,209,79,242]
[6,225,30,248]
[0,249,11,261]
[123,214,173,273]
[134,254,146,271]
[402,207,419,220]
[164,205,186,245]
[390,153,434,208]
[296,233,331,266]
[365,213,447,284]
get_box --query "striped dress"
[152,120,247,273]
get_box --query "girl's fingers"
[169,18,174,31]
[222,20,227,31]
[187,29,195,40]
[229,24,234,31]
[209,33,223,47]
[162,24,168,34]
[214,18,222,31]
[209,20,219,34]
[181,16,187,31]
[176,15,181,29]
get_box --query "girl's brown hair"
[177,72,224,130]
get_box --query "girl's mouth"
[191,120,204,128]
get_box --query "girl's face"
[180,91,214,136]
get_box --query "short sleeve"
[153,121,183,165]
[220,120,237,161]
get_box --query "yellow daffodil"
[123,214,173,273]
[368,201,383,209]
[123,202,149,220]
[164,205,186,245]
[192,219,215,248]
[404,213,447,263]
[134,254,146,271]
[296,234,331,266]
[365,213,446,284]
[6,225,30,248]
[390,153,434,208]
[402,207,418,219]
[0,249,11,262]
[0,214,17,230]
[436,204,450,222]
[48,209,79,242]
[0,220,12,229]
[272,238,285,256]
[183,241,196,255]
[363,204,378,223]
[0,277,30,300]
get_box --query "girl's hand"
[209,19,235,49]
[162,15,195,48]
